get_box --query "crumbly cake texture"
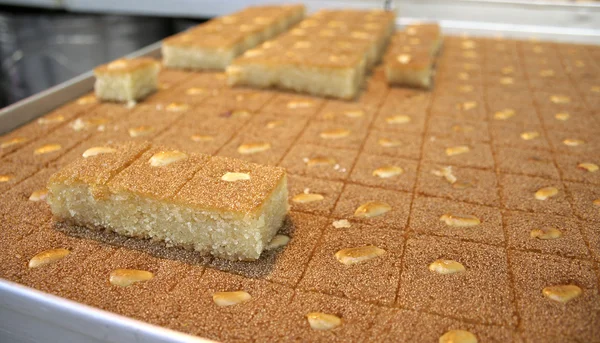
[226,9,396,99]
[162,5,305,70]
[46,143,288,261]
[94,58,161,102]
[384,23,443,89]
[1,33,600,343]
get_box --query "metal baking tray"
[1,20,598,343]
[0,41,213,343]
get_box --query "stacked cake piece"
[384,23,443,89]
[46,142,288,261]
[226,9,396,99]
[162,5,305,70]
[94,58,161,102]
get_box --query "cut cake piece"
[227,9,396,99]
[94,58,160,103]
[162,5,305,71]
[47,143,288,261]
[384,23,442,89]
[384,48,434,89]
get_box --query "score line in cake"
[46,142,288,261]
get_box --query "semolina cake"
[162,5,305,71]
[46,143,288,261]
[94,58,161,103]
[0,5,599,343]
[227,9,396,99]
[384,23,443,89]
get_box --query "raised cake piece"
[405,23,443,55]
[384,48,434,89]
[384,23,442,89]
[94,58,160,103]
[47,143,288,261]
[227,9,396,99]
[162,5,305,71]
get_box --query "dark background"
[0,5,208,108]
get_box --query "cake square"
[397,235,516,326]
[314,101,374,126]
[167,268,294,342]
[201,88,275,112]
[362,130,422,160]
[349,153,418,193]
[279,144,358,182]
[371,107,427,134]
[554,153,600,185]
[227,10,396,99]
[209,212,328,287]
[416,162,500,207]
[371,308,517,343]
[287,175,344,216]
[261,94,325,118]
[331,184,411,230]
[409,195,504,246]
[153,124,236,155]
[94,58,160,103]
[297,225,404,305]
[297,121,368,150]
[510,250,600,341]
[47,144,288,260]
[258,290,380,343]
[495,147,559,179]
[546,129,600,157]
[503,211,590,259]
[489,122,551,151]
[384,48,435,89]
[499,174,572,216]
[240,113,309,140]
[487,105,541,126]
[422,137,495,170]
[538,108,598,134]
[426,116,490,142]
[174,155,288,260]
[3,125,91,168]
[217,131,295,166]
[162,5,305,71]
[0,161,38,195]
[564,182,600,222]
[0,168,56,227]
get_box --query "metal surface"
[0,279,213,343]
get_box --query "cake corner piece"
[94,57,161,103]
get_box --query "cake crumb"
[332,219,351,229]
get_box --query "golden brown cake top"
[406,23,442,39]
[162,4,305,49]
[94,58,160,75]
[385,49,433,70]
[176,155,286,214]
